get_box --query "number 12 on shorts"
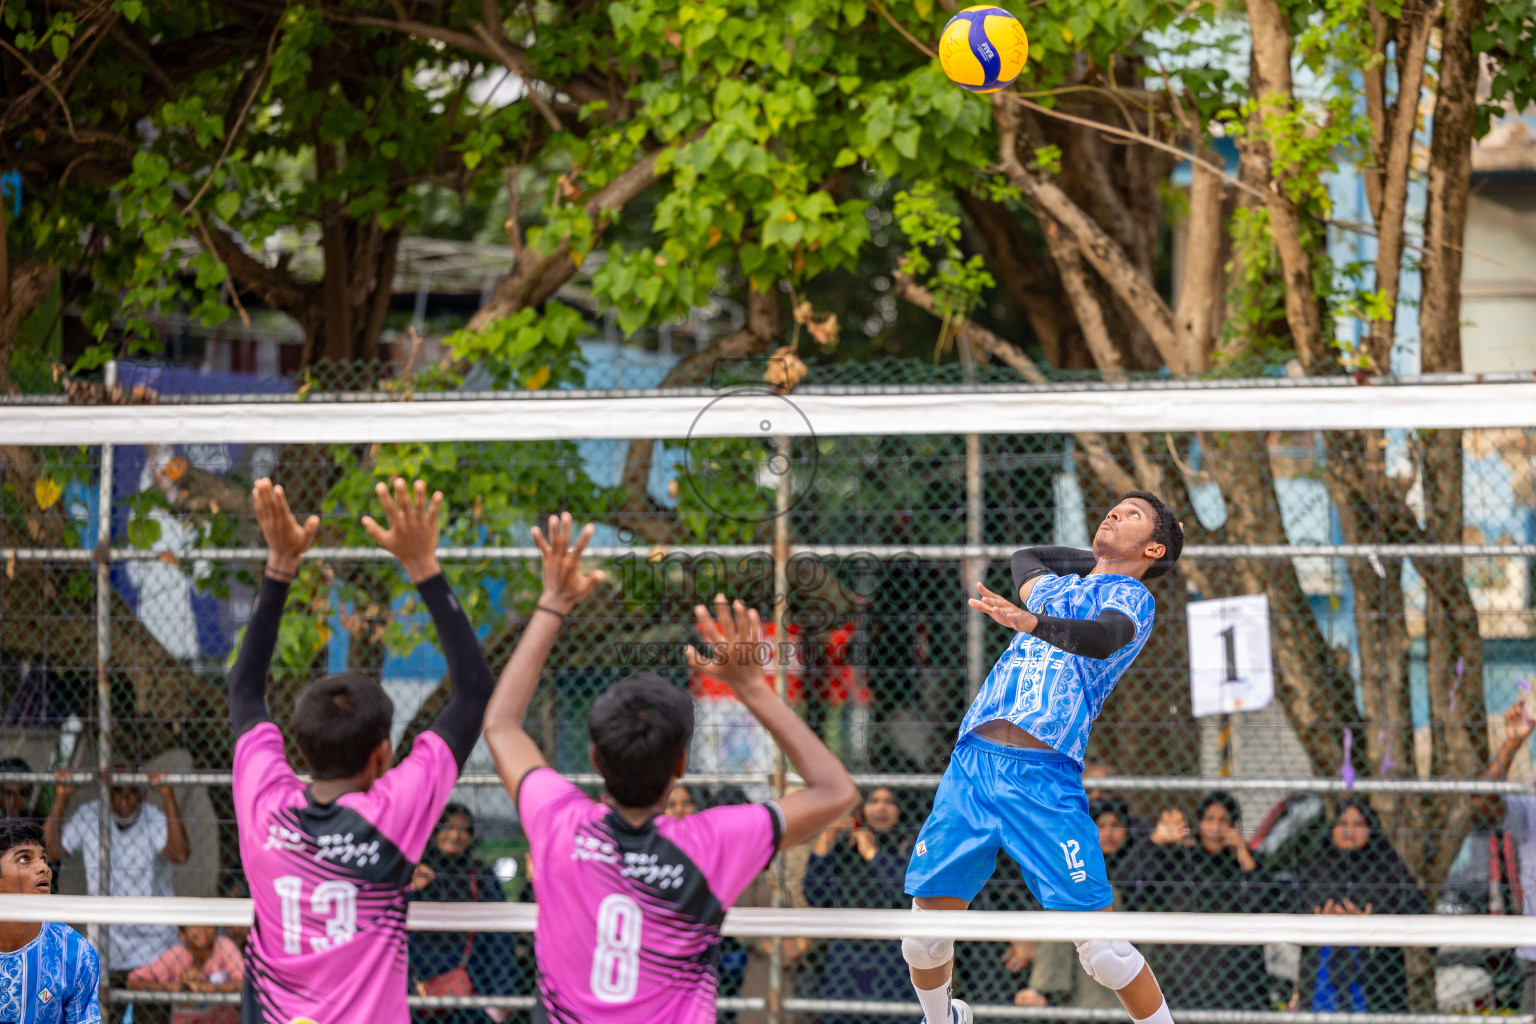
[591,893,644,1003]
[1059,840,1088,883]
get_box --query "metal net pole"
[92,359,116,985]
[767,433,792,1024]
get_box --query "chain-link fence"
[2,361,1534,1021]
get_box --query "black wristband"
[534,604,567,622]
[264,564,296,582]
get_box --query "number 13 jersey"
[234,722,458,1024]
[518,768,783,1024]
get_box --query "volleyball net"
[3,896,1536,1020]
[2,365,1535,1019]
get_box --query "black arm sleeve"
[1027,609,1137,660]
[229,575,291,739]
[419,574,497,769]
[1011,546,1096,596]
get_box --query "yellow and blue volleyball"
[937,5,1029,94]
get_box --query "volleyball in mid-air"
[938,5,1029,94]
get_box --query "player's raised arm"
[230,479,320,739]
[1010,546,1095,604]
[686,597,860,849]
[361,478,496,769]
[970,581,1136,661]
[484,512,607,794]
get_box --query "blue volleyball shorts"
[905,733,1113,911]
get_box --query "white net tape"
[9,378,1536,445]
[7,895,1536,944]
[9,898,1531,1021]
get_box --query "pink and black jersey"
[518,769,783,1024]
[235,723,456,1023]
[227,573,495,1024]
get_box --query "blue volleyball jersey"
[959,572,1156,765]
[0,921,101,1024]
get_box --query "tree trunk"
[0,260,57,395]
[1419,0,1486,373]
[1240,7,1329,371]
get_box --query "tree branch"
[992,94,1185,372]
[894,270,1137,495]
[464,134,692,332]
[1364,0,1443,368]
[1241,0,1328,372]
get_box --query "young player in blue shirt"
[0,819,101,1024]
[902,492,1184,1024]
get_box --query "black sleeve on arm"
[419,574,497,769]
[1011,546,1096,596]
[1027,609,1136,660]
[229,576,291,739]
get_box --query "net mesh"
[1,360,1534,1021]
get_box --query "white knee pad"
[901,901,955,970]
[1074,938,1146,991]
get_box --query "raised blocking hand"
[531,512,606,613]
[252,478,319,577]
[361,478,442,583]
[685,595,769,699]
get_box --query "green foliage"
[893,182,995,323]
[444,303,589,390]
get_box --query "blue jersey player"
[0,820,101,1024]
[902,492,1184,1024]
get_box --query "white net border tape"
[11,897,1536,947]
[104,992,1523,1022]
[11,381,1536,445]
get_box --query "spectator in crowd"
[1437,703,1527,1009]
[408,803,516,1023]
[1014,797,1147,1010]
[803,786,911,1023]
[125,924,243,1024]
[665,784,700,819]
[1,757,40,822]
[44,766,188,1024]
[1294,797,1425,1014]
[1136,792,1275,1011]
[1478,697,1536,1012]
[0,818,102,1024]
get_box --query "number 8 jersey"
[518,768,783,1023]
[234,722,458,1024]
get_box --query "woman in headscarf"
[1134,791,1279,1010]
[408,803,516,1023]
[803,786,913,1023]
[1294,798,1426,1013]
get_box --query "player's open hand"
[1151,808,1189,846]
[685,595,768,698]
[969,582,1038,634]
[531,512,606,613]
[1506,698,1534,746]
[361,478,443,583]
[252,478,319,577]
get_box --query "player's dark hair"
[0,818,45,856]
[588,672,694,809]
[1119,490,1183,580]
[292,673,395,780]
